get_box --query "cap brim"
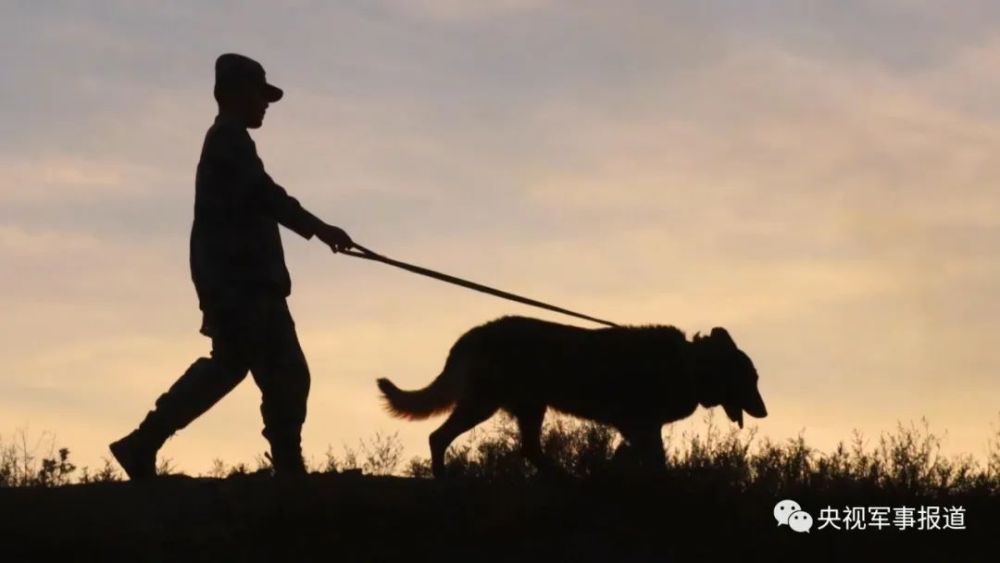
[264,83,283,102]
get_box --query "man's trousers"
[137,297,311,465]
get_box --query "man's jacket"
[190,115,323,312]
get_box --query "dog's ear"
[709,327,735,348]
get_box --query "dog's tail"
[377,354,465,420]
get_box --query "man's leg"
[248,300,311,476]
[110,339,250,480]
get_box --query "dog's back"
[380,316,696,424]
[464,317,695,422]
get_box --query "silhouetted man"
[110,53,353,479]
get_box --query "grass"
[397,413,1000,500]
[3,413,998,497]
[1,416,997,562]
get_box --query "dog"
[377,316,767,477]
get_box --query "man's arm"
[258,172,323,238]
[225,129,353,250]
[258,173,353,251]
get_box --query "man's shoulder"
[202,117,254,159]
[206,117,252,144]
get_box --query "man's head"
[214,53,283,129]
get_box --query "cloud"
[0,155,157,205]
[520,43,1000,258]
[381,0,556,22]
[0,224,104,257]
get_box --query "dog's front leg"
[618,425,666,472]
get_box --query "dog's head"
[693,327,767,428]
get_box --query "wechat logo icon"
[774,499,813,533]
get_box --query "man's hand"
[317,223,354,253]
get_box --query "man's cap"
[214,53,283,102]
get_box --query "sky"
[2,0,999,474]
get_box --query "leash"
[340,243,620,328]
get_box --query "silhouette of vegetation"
[198,431,404,479]
[404,416,621,480]
[3,416,999,495]
[323,430,405,476]
[0,430,83,488]
[76,458,123,484]
[1,418,997,561]
[400,413,1000,498]
[207,454,273,479]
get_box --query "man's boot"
[270,449,307,477]
[109,412,172,481]
[268,439,307,478]
[111,357,236,480]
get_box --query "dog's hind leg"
[513,405,563,477]
[429,398,497,478]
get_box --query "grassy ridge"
[1,416,998,562]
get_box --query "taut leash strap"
[340,243,620,328]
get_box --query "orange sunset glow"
[2,1,998,477]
